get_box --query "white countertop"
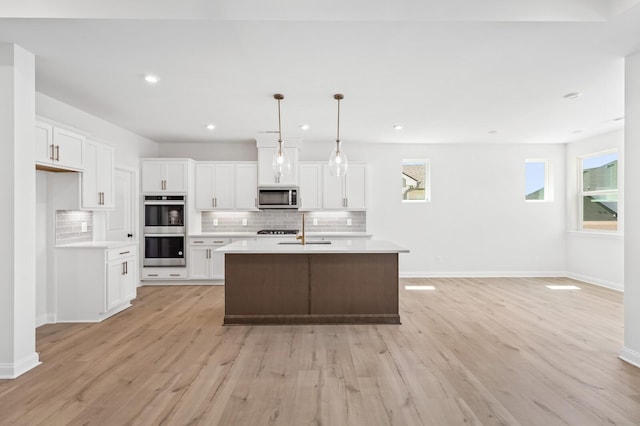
[215,239,408,254]
[189,232,373,238]
[56,241,137,249]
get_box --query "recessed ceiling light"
[144,74,159,84]
[206,124,216,130]
[393,124,403,130]
[572,130,583,134]
[546,285,581,290]
[488,130,498,134]
[405,285,435,291]
[563,92,581,100]
[299,124,310,131]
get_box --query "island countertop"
[215,239,409,254]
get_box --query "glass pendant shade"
[272,141,292,178]
[328,141,348,177]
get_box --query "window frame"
[578,149,618,233]
[524,159,552,202]
[401,159,431,203]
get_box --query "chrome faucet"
[296,213,306,245]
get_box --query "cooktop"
[257,229,299,235]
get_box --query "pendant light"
[272,93,291,181]
[328,94,348,177]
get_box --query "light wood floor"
[2,277,640,425]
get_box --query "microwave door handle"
[289,191,292,206]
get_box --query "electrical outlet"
[81,222,87,233]
[347,218,352,226]
[213,218,219,226]
[313,218,318,226]
[435,256,443,264]
[242,218,248,226]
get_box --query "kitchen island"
[216,239,409,325]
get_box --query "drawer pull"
[148,274,158,277]
[119,251,130,255]
[170,274,180,277]
[213,240,224,244]
[193,240,204,244]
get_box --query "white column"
[0,43,40,378]
[621,51,640,366]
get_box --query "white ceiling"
[1,0,640,145]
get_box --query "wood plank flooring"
[2,277,640,425]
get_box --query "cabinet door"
[142,161,164,192]
[195,163,215,210]
[165,162,188,192]
[214,164,235,209]
[189,247,211,279]
[97,144,114,208]
[82,140,100,208]
[210,247,226,280]
[235,163,258,210]
[299,164,322,210]
[53,127,84,170]
[106,261,124,311]
[122,257,137,301]
[322,165,346,209]
[35,121,54,164]
[345,164,367,210]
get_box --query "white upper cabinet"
[235,163,258,210]
[82,140,114,209]
[299,163,323,210]
[257,147,299,186]
[322,163,367,210]
[142,159,189,193]
[35,120,84,171]
[195,162,257,211]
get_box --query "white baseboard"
[0,352,41,379]
[566,272,623,292]
[400,271,567,278]
[35,313,56,328]
[142,280,225,286]
[619,347,640,368]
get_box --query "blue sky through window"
[525,161,545,195]
[582,152,617,170]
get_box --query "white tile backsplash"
[202,211,366,233]
[56,210,93,244]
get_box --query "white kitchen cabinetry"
[322,164,367,210]
[258,147,299,186]
[142,159,189,193]
[189,237,230,281]
[35,120,84,171]
[195,163,234,210]
[56,244,137,322]
[82,140,114,209]
[299,163,323,210]
[141,267,188,280]
[235,163,258,210]
[195,162,258,211]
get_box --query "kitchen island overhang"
[216,240,409,325]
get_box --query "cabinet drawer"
[107,245,136,262]
[142,268,188,280]
[189,237,231,246]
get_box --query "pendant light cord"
[277,97,283,144]
[336,97,341,143]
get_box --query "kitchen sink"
[277,240,332,245]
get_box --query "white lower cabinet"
[189,237,230,281]
[141,267,188,280]
[56,244,137,322]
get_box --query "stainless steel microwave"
[257,187,299,209]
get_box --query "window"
[579,151,618,231]
[525,160,551,201]
[402,159,429,202]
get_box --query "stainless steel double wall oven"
[143,195,186,266]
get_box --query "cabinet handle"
[49,144,55,161]
[208,249,211,259]
[346,198,349,207]
[125,261,128,274]
[213,240,224,244]
[55,145,60,161]
[193,240,204,244]
[148,274,159,277]
[119,251,130,255]
[122,262,126,275]
[215,197,217,208]
[169,273,180,277]
[212,198,215,208]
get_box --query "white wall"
[566,130,624,290]
[160,140,568,276]
[158,141,257,161]
[621,51,640,366]
[35,93,159,326]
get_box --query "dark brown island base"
[217,240,409,325]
